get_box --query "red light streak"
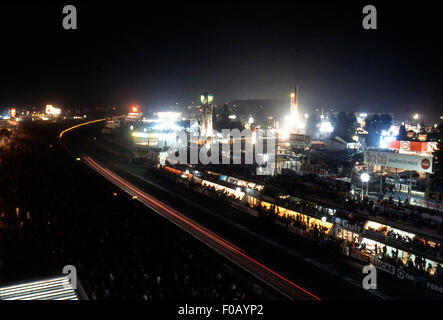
[83,156,321,301]
[85,157,245,254]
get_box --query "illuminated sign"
[10,108,17,118]
[156,112,181,122]
[373,257,396,275]
[334,217,363,234]
[400,141,410,150]
[421,158,431,170]
[289,133,311,147]
[410,196,443,212]
[389,140,437,153]
[364,150,433,173]
[319,121,333,133]
[380,135,396,149]
[349,249,371,264]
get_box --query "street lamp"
[361,172,370,200]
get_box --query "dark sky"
[1,1,442,120]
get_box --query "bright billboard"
[389,140,438,153]
[364,150,433,173]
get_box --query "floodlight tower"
[200,93,214,138]
[290,86,298,115]
[289,86,304,134]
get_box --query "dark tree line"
[330,111,358,141]
[213,103,244,131]
[305,111,393,147]
[364,114,393,147]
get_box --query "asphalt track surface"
[82,155,319,300]
[59,121,443,300]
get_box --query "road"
[59,120,442,300]
[82,155,319,300]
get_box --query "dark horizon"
[1,1,442,121]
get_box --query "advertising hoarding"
[389,140,438,153]
[364,150,433,173]
[289,133,311,148]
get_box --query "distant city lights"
[379,125,400,149]
[155,111,182,123]
[319,121,333,133]
[10,108,17,118]
[45,105,61,115]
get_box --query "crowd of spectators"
[387,229,413,246]
[168,157,443,236]
[261,173,443,252]
[377,250,443,287]
[0,125,258,300]
[183,162,258,181]
[148,160,443,291]
[148,164,336,249]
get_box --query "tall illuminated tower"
[290,86,298,115]
[288,86,304,133]
[199,93,214,138]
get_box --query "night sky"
[1,1,442,120]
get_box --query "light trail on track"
[83,155,321,300]
[59,119,106,139]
